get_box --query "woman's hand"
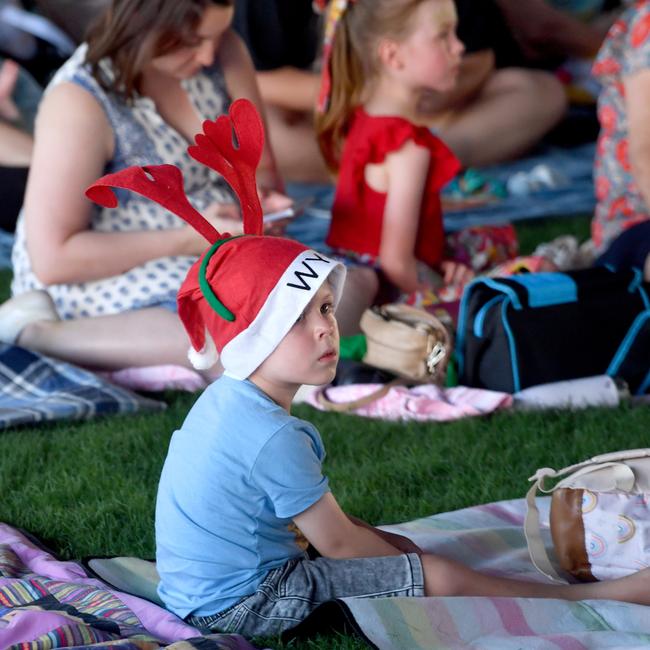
[184,190,294,255]
[260,187,293,236]
[181,202,244,256]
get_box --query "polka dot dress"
[11,45,233,320]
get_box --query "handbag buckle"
[426,341,447,374]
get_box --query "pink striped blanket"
[324,499,650,649]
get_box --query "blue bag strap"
[457,277,521,377]
[607,310,650,393]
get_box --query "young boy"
[82,96,648,641]
[155,232,650,639]
[154,235,426,637]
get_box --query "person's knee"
[346,266,379,296]
[492,68,567,121]
[335,266,379,336]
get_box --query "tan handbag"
[316,304,452,413]
[360,303,451,384]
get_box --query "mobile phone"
[263,196,314,223]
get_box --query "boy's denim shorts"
[186,552,424,638]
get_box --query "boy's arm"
[293,493,419,559]
[346,514,423,555]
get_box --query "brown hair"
[315,0,426,172]
[85,0,233,100]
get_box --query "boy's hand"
[374,529,423,556]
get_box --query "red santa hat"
[86,99,345,379]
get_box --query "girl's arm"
[294,492,406,559]
[378,140,431,294]
[23,83,208,286]
[219,28,285,193]
[625,69,650,211]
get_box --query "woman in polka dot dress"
[3,0,294,372]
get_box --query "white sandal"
[0,290,60,345]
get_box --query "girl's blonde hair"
[315,0,426,172]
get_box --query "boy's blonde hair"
[315,0,427,172]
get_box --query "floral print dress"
[592,1,650,252]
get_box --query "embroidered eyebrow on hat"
[85,98,346,379]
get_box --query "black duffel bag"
[457,267,650,394]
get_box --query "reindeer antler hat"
[86,99,345,379]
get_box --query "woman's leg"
[429,68,567,168]
[17,307,197,370]
[421,554,650,605]
[265,106,331,184]
[335,266,379,337]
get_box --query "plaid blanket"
[295,498,650,649]
[0,343,165,429]
[0,523,258,650]
[0,231,12,270]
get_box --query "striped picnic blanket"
[294,498,650,649]
[0,523,258,650]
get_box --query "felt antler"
[86,164,222,244]
[188,98,264,237]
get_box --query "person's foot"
[0,290,59,345]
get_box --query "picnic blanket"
[305,383,513,421]
[290,498,650,649]
[442,143,596,231]
[0,522,259,649]
[0,230,12,270]
[0,343,164,429]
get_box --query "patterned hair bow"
[316,0,355,114]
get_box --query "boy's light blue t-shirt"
[155,375,329,619]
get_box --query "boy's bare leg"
[422,554,650,605]
[17,307,198,370]
[427,68,567,168]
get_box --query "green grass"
[2,216,646,650]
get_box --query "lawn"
[2,216,649,650]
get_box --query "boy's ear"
[377,38,403,72]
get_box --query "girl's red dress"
[327,108,460,269]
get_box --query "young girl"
[316,0,480,303]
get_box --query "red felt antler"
[188,98,264,237]
[86,164,222,244]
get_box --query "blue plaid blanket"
[0,231,12,270]
[0,343,165,429]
